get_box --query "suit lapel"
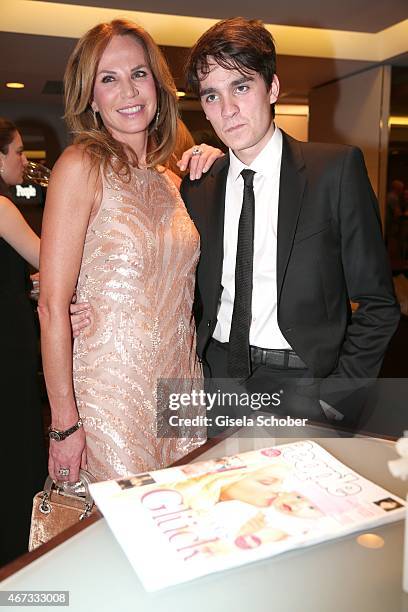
[277,132,306,301]
[205,155,229,310]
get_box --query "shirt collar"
[228,125,283,183]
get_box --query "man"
[180,17,400,428]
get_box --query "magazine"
[89,440,406,591]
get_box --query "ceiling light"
[389,116,408,127]
[6,82,25,89]
[275,104,309,116]
[24,150,46,160]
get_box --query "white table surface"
[2,425,408,612]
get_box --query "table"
[1,424,407,612]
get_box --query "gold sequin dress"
[73,166,203,481]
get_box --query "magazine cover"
[90,440,406,591]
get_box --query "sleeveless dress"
[73,166,204,481]
[0,236,46,565]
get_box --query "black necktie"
[228,169,256,379]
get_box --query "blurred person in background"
[0,118,46,566]
[386,179,405,268]
[0,118,94,566]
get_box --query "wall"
[0,101,69,166]
[275,113,308,142]
[181,108,309,148]
[309,65,391,220]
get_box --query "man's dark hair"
[185,17,277,116]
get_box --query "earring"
[92,108,99,128]
[154,106,160,130]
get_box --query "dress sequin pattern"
[73,166,204,481]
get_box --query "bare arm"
[38,145,100,482]
[0,196,40,268]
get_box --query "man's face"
[198,60,279,165]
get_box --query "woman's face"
[92,34,157,155]
[273,491,322,518]
[0,131,27,186]
[221,465,285,507]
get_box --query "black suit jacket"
[181,131,399,390]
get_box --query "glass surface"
[1,425,407,612]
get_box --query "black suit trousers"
[204,340,328,437]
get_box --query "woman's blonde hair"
[64,19,179,179]
[168,118,195,177]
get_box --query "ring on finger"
[191,146,202,156]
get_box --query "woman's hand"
[48,426,87,483]
[69,301,91,337]
[177,144,224,181]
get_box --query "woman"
[39,19,221,484]
[0,118,46,565]
[0,119,92,565]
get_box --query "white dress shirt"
[213,126,292,349]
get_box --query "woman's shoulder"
[0,194,14,211]
[51,145,99,188]
[0,196,26,235]
[55,144,93,170]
